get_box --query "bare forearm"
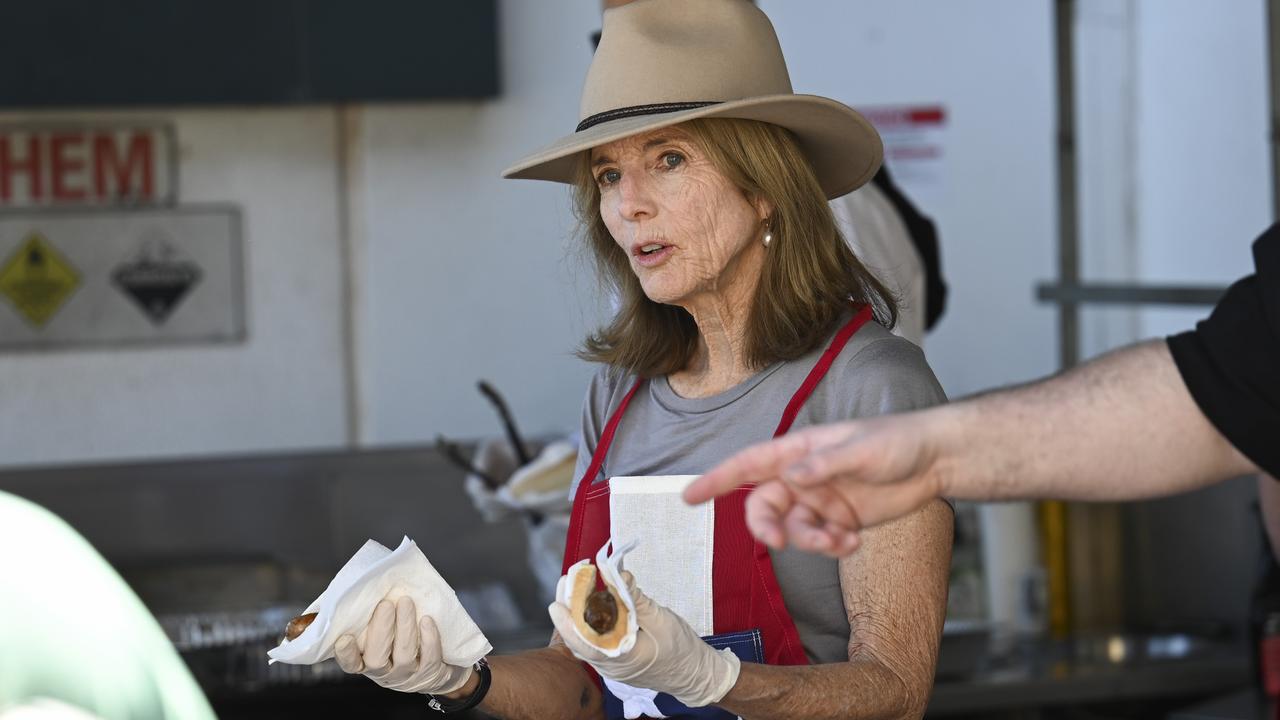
[722,501,949,720]
[717,660,925,720]
[465,646,601,720]
[933,340,1258,502]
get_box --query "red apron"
[562,305,872,717]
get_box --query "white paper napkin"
[267,537,491,667]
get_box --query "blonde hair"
[573,117,896,377]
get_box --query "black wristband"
[427,658,491,714]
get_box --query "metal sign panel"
[0,206,244,349]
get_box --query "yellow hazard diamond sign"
[0,233,81,328]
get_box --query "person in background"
[685,223,1279,558]
[0,491,216,720]
[598,0,948,347]
[837,164,947,346]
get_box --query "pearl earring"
[762,227,774,247]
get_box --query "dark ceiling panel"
[0,0,498,107]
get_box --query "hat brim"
[502,94,883,200]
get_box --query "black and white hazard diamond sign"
[112,233,202,325]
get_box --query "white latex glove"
[333,596,474,695]
[547,572,741,708]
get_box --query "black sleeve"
[870,165,947,330]
[1167,222,1280,477]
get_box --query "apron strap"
[574,378,645,500]
[563,377,644,576]
[772,305,874,438]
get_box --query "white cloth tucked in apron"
[608,475,715,637]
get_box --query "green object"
[0,491,216,720]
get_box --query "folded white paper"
[267,537,491,667]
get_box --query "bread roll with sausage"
[566,564,630,650]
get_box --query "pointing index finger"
[684,426,844,505]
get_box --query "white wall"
[762,0,1059,398]
[1076,0,1143,359]
[1133,0,1270,337]
[0,109,348,467]
[352,0,606,445]
[1074,0,1269,356]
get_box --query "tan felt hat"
[502,0,883,200]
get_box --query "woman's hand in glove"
[334,596,474,696]
[547,572,741,708]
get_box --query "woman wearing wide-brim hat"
[334,1,953,718]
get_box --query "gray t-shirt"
[571,319,947,664]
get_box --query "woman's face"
[591,126,769,307]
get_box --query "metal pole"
[336,105,364,448]
[1035,282,1227,306]
[1056,0,1080,369]
[1043,0,1079,640]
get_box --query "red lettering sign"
[0,124,174,208]
[860,105,948,130]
